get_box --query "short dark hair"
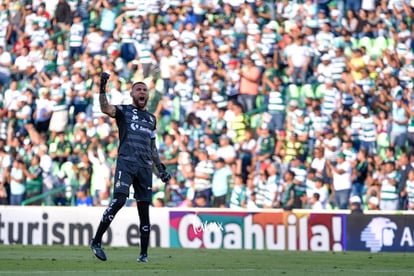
[132,81,147,89]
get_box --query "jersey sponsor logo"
[130,123,152,134]
[361,217,397,252]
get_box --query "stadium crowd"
[0,0,413,212]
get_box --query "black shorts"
[113,160,153,202]
[213,195,226,207]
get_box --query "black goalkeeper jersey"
[115,105,157,168]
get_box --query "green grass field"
[0,246,413,276]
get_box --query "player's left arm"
[151,137,162,170]
[151,118,171,184]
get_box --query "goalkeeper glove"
[100,72,110,94]
[156,163,171,184]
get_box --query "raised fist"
[101,72,110,82]
[100,72,110,93]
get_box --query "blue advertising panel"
[346,214,414,252]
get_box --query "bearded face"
[131,82,149,110]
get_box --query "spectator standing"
[159,47,178,95]
[38,144,53,205]
[49,131,72,165]
[403,96,414,153]
[97,0,118,40]
[69,13,85,61]
[14,95,32,135]
[174,72,193,122]
[229,174,246,209]
[211,157,232,208]
[390,96,409,152]
[252,124,275,171]
[351,148,368,202]
[321,78,341,117]
[192,149,214,206]
[359,106,377,155]
[318,128,341,162]
[206,107,227,142]
[83,24,105,56]
[216,134,237,165]
[53,0,71,43]
[285,35,311,85]
[159,133,179,176]
[48,77,68,134]
[224,59,240,102]
[236,128,256,178]
[280,170,297,210]
[33,87,53,134]
[75,152,93,193]
[23,155,43,206]
[42,39,58,74]
[379,161,400,211]
[326,152,352,209]
[0,146,10,204]
[9,158,26,205]
[0,46,12,87]
[228,101,249,144]
[88,147,111,206]
[263,162,282,208]
[266,76,286,131]
[53,170,70,206]
[404,169,414,210]
[136,34,154,79]
[147,0,162,27]
[239,56,260,113]
[398,151,412,210]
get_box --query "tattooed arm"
[99,72,116,118]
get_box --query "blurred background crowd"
[0,0,413,212]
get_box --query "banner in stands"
[346,214,414,252]
[169,210,346,251]
[0,206,169,247]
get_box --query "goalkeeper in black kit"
[90,72,171,262]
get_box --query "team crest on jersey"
[115,180,121,188]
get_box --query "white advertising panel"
[0,206,169,247]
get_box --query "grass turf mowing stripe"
[0,246,413,276]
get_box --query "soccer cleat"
[90,239,107,261]
[137,253,148,263]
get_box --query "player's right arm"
[99,72,116,118]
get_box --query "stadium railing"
[21,184,77,206]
